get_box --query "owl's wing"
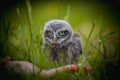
[71,33,82,53]
[69,33,82,63]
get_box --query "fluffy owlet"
[42,19,82,64]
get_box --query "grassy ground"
[0,0,120,80]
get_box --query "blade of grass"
[26,0,35,74]
[26,0,34,42]
[16,7,25,27]
[78,29,102,54]
[64,5,70,21]
[57,0,61,19]
[83,20,96,54]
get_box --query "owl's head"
[43,19,73,47]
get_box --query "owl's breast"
[50,43,67,51]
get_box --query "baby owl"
[43,19,82,64]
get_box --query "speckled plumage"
[43,19,82,64]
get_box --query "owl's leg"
[64,50,71,64]
[49,49,60,63]
[71,53,80,64]
[70,48,80,64]
[71,55,77,64]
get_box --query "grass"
[0,0,120,80]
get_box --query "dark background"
[0,0,120,80]
[0,0,120,16]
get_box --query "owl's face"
[43,20,73,46]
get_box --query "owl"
[42,19,82,64]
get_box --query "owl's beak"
[53,35,57,42]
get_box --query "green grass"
[0,0,120,80]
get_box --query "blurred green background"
[1,0,120,44]
[0,0,120,80]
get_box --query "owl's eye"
[58,30,68,38]
[45,30,53,38]
[59,31,65,36]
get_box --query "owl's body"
[43,20,82,64]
